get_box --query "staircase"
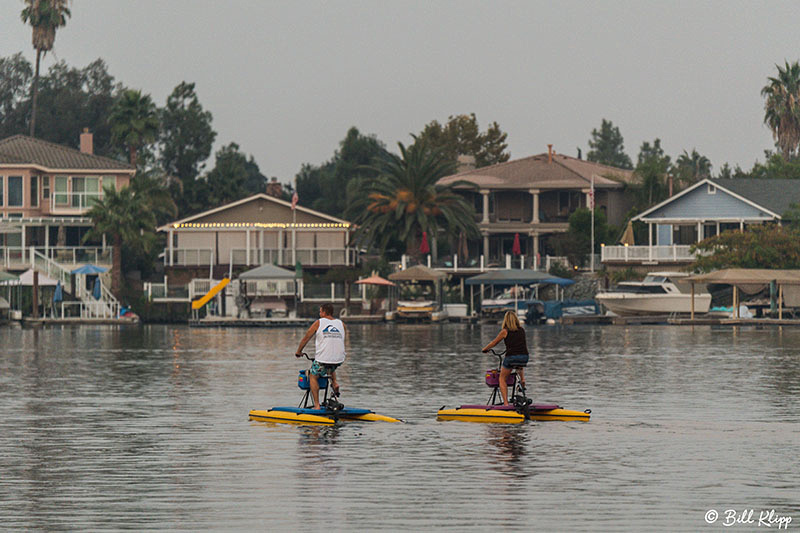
[32,249,120,319]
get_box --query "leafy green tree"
[635,138,671,207]
[761,60,800,158]
[716,162,733,179]
[550,207,612,267]
[84,186,159,294]
[587,119,633,169]
[0,53,32,132]
[673,149,712,187]
[691,224,800,271]
[414,113,510,168]
[109,89,159,167]
[205,142,250,206]
[746,151,800,179]
[295,127,387,217]
[20,0,71,137]
[159,82,216,215]
[352,141,479,257]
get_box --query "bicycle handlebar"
[295,352,314,360]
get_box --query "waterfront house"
[158,193,356,283]
[436,147,635,268]
[0,132,134,272]
[602,178,800,269]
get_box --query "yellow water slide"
[191,278,230,310]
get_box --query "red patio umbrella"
[419,231,430,254]
[512,233,521,255]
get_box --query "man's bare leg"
[310,373,322,409]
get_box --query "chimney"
[547,144,553,163]
[456,154,476,173]
[80,128,93,155]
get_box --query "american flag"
[291,191,299,210]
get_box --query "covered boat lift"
[687,269,800,319]
[389,265,447,320]
[465,269,574,315]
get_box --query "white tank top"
[314,317,346,364]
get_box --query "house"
[0,132,135,271]
[437,146,635,267]
[158,193,356,282]
[601,178,800,268]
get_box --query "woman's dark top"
[503,327,528,355]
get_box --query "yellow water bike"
[249,353,400,425]
[437,349,592,423]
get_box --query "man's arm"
[295,320,320,356]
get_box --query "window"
[54,176,69,205]
[8,176,22,206]
[42,176,50,200]
[0,176,3,205]
[72,176,100,208]
[708,184,716,194]
[30,176,39,207]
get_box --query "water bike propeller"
[249,353,401,425]
[437,349,591,423]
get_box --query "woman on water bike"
[482,310,529,406]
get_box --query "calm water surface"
[1,324,799,531]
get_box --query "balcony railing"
[230,248,356,267]
[51,191,103,213]
[601,245,699,263]
[1,246,111,269]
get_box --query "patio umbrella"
[419,231,430,254]
[72,264,108,275]
[93,278,102,300]
[53,281,63,303]
[355,275,396,287]
[512,233,521,256]
[620,221,635,246]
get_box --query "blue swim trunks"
[310,360,341,377]
[502,354,529,369]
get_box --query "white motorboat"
[596,272,711,316]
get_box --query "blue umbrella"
[53,281,63,303]
[93,278,102,300]
[72,264,108,275]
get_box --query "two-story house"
[0,132,135,271]
[437,147,635,267]
[158,193,356,284]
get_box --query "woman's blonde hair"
[502,311,521,331]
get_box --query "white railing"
[165,248,214,266]
[32,249,71,286]
[241,279,298,297]
[51,191,103,212]
[230,248,355,266]
[53,300,118,319]
[302,282,364,303]
[1,246,110,268]
[601,245,697,263]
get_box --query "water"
[1,324,798,531]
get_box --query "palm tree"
[84,186,158,295]
[674,149,712,187]
[762,60,800,158]
[352,141,478,257]
[20,0,71,137]
[109,89,160,167]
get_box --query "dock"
[190,317,313,327]
[22,317,141,326]
[560,314,800,326]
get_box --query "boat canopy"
[465,269,574,286]
[238,263,297,280]
[388,265,446,282]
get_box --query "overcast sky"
[2,1,798,183]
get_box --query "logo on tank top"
[321,324,342,338]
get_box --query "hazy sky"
[2,1,798,184]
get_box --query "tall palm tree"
[84,186,158,295]
[352,141,478,257]
[109,89,160,167]
[762,60,800,158]
[20,0,71,137]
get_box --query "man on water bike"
[295,303,347,410]
[482,310,529,406]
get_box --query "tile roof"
[714,178,800,216]
[438,152,635,190]
[0,134,134,171]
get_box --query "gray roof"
[238,263,297,280]
[0,135,134,171]
[714,179,800,216]
[465,269,574,286]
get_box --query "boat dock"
[190,317,313,327]
[561,314,800,326]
